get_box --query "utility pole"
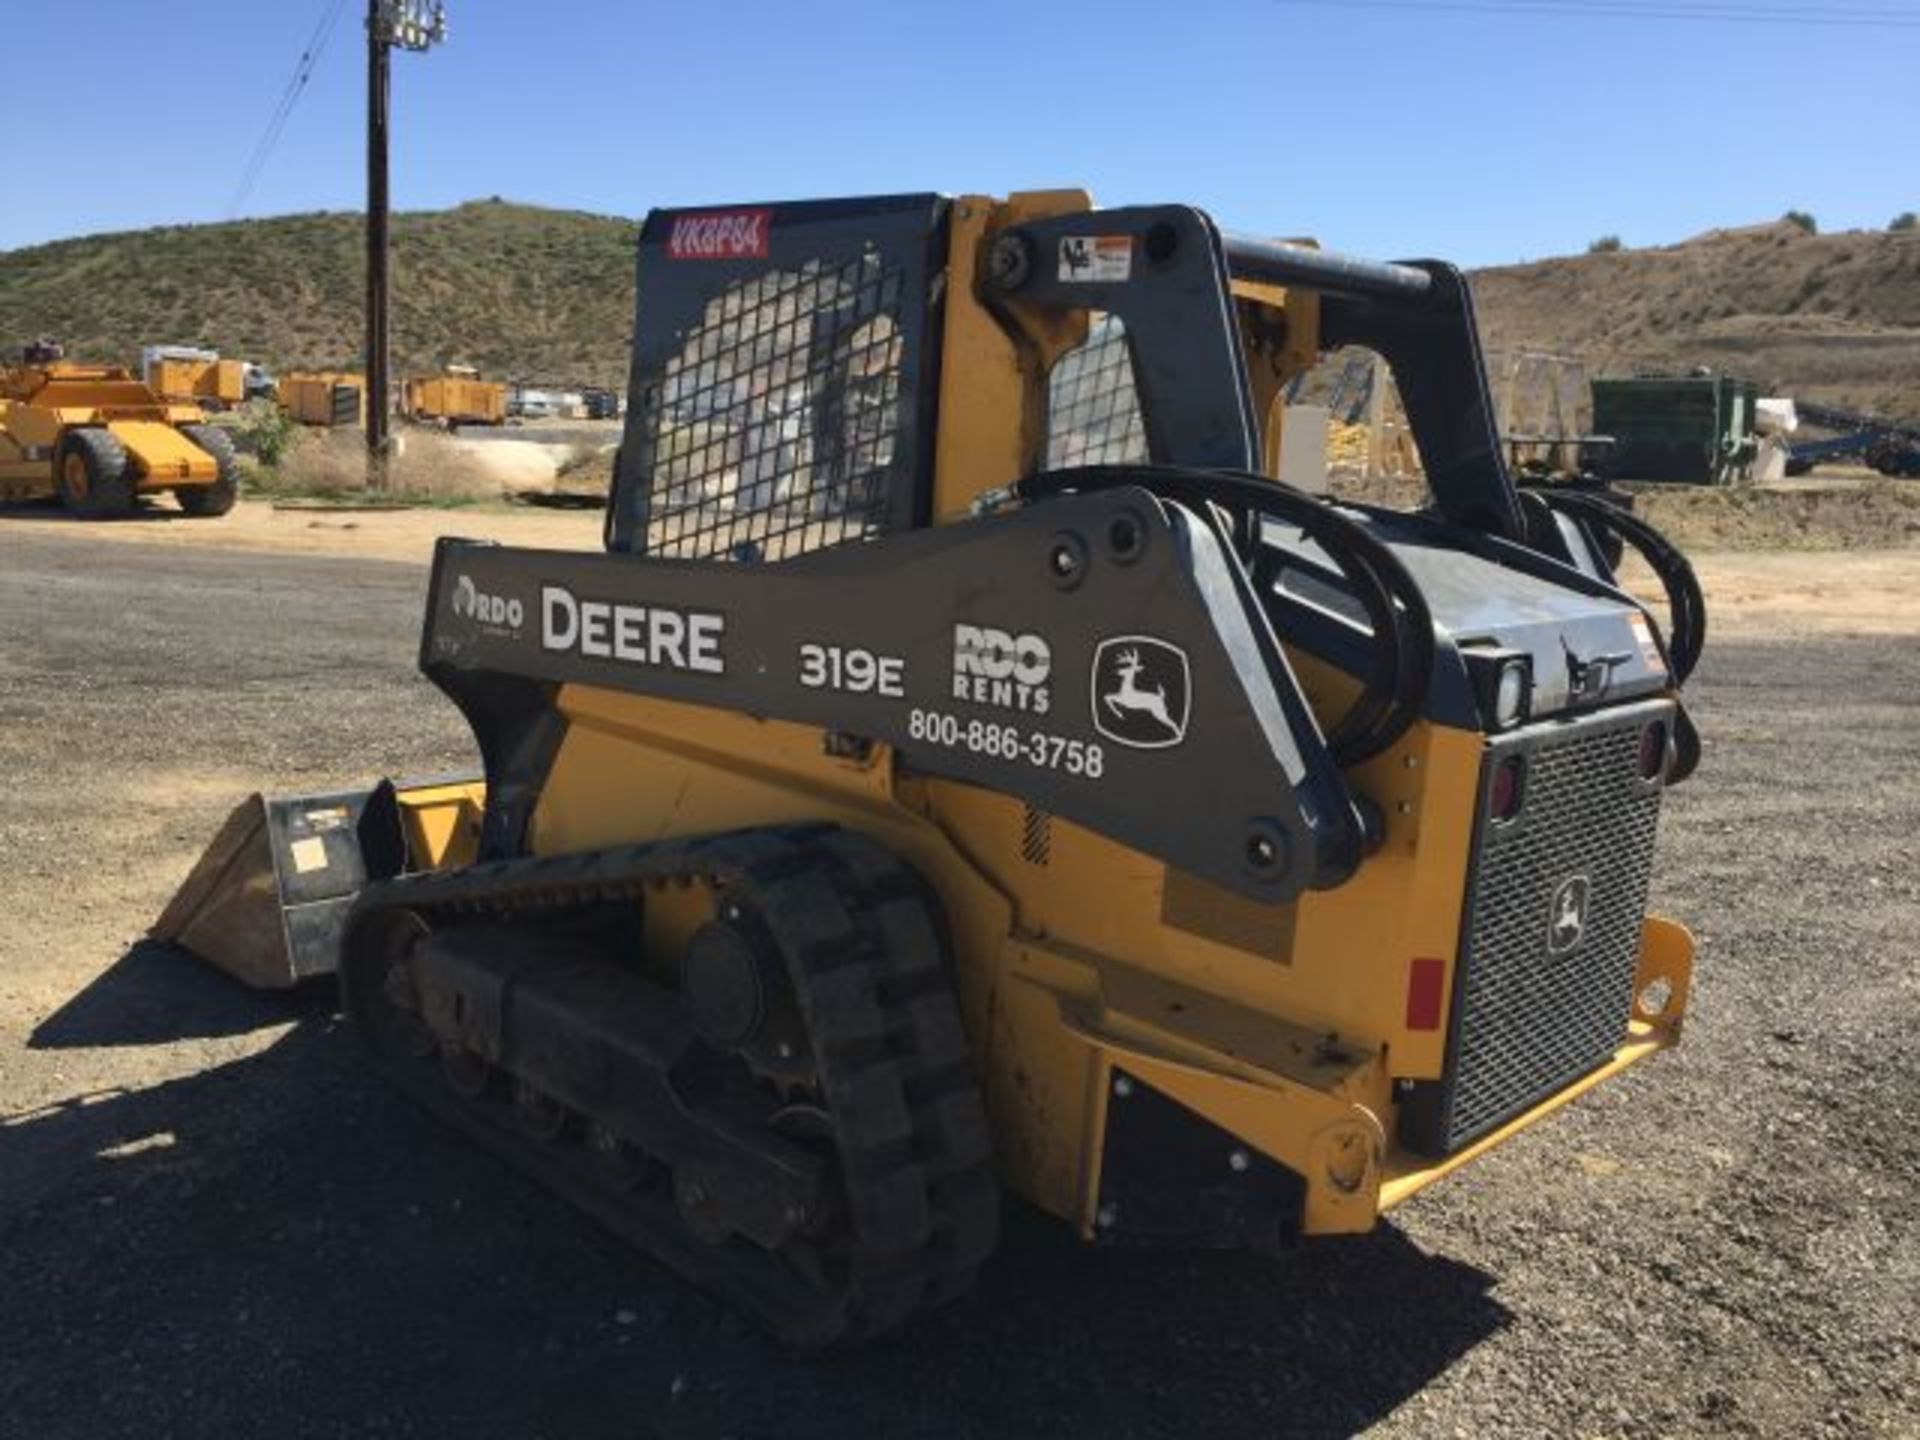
[365,0,447,488]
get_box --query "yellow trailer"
[148,356,248,409]
[278,372,365,428]
[0,360,239,517]
[404,372,507,426]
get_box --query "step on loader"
[158,190,1707,1347]
[0,355,242,517]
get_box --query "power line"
[1271,0,1920,27]
[229,0,348,217]
[228,0,351,218]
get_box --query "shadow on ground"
[0,497,197,523]
[28,940,322,1050]
[0,946,1510,1440]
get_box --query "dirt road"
[1,518,1916,1438]
[0,497,603,565]
[5,496,1917,630]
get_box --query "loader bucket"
[153,776,488,989]
[151,787,406,989]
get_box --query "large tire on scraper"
[175,423,240,517]
[54,428,134,517]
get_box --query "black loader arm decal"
[421,489,1363,901]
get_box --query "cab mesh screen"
[631,255,906,560]
[1046,315,1148,468]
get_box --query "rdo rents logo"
[451,573,524,632]
[953,624,1051,715]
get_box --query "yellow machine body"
[160,190,1698,1344]
[0,362,221,502]
[501,192,1692,1240]
[523,692,1688,1241]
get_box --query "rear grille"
[1400,700,1671,1155]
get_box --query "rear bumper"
[1379,913,1693,1213]
[1069,913,1693,1247]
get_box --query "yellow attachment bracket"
[930,190,1091,520]
[390,778,487,872]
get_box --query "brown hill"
[1470,222,1920,419]
[3,203,1916,420]
[0,200,639,387]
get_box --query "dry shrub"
[554,441,617,495]
[268,427,364,495]
[263,425,502,501]
[384,428,499,502]
[1328,469,1428,508]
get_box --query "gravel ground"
[0,527,1915,1439]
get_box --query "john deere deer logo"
[1547,875,1591,955]
[1091,636,1191,749]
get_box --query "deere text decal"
[541,584,726,674]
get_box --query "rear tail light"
[1489,755,1525,822]
[1406,957,1446,1030]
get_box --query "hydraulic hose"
[1527,489,1707,685]
[1016,465,1434,767]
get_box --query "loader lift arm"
[422,483,1376,900]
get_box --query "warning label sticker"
[1058,235,1132,283]
[1629,612,1665,669]
[288,836,330,875]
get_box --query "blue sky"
[6,0,1916,264]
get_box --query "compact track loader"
[0,358,241,517]
[159,191,1706,1346]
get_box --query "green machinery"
[1592,372,1761,486]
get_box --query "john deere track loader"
[0,357,241,517]
[159,191,1707,1346]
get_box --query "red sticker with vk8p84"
[666,209,770,260]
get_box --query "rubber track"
[340,826,999,1348]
